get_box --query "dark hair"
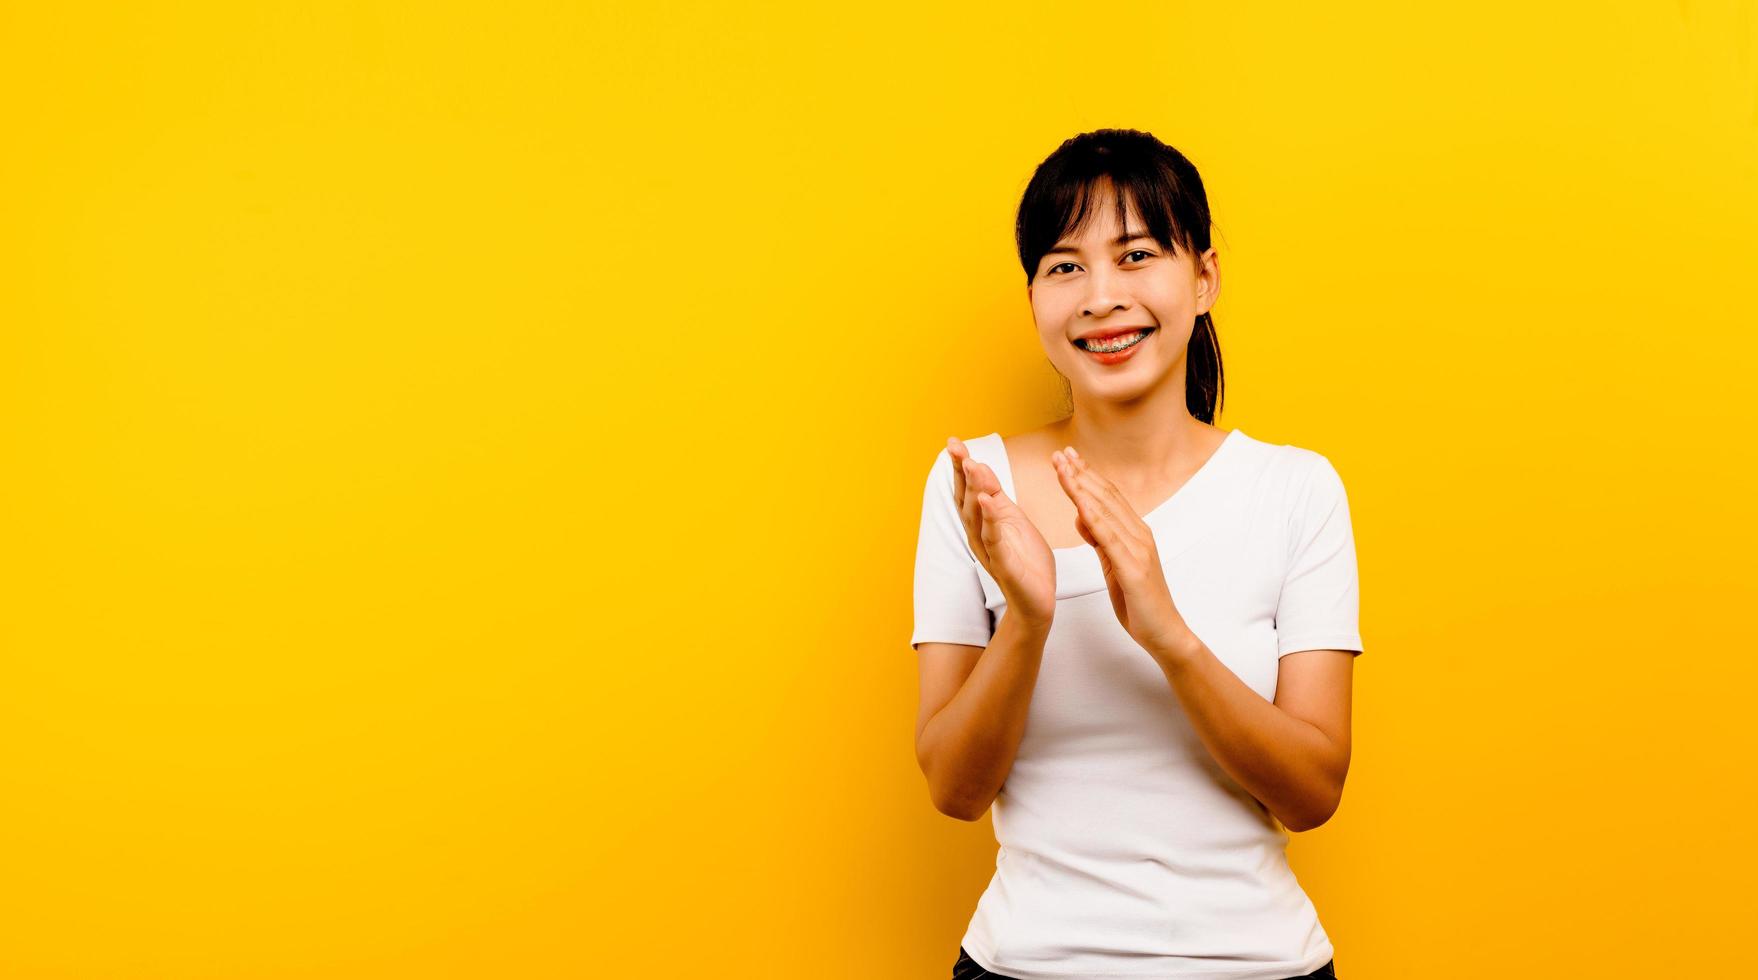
[1015,128,1225,424]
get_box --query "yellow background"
[2,2,1755,977]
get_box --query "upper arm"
[911,447,995,650]
[1274,649,1355,785]
[915,642,984,754]
[910,444,994,758]
[1274,454,1364,658]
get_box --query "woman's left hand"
[1051,447,1196,663]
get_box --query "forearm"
[1152,635,1346,832]
[918,611,1051,821]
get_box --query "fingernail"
[1066,446,1080,458]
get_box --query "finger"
[970,459,1002,498]
[970,461,1011,519]
[1063,454,1151,558]
[1074,510,1099,548]
[958,457,988,562]
[976,490,998,531]
[1065,450,1139,524]
[1051,450,1088,512]
[948,437,967,508]
[976,491,1013,560]
[963,457,990,520]
[945,439,983,561]
[1053,451,1121,543]
[977,478,1019,531]
[971,463,1026,529]
[977,487,1025,549]
[959,455,980,511]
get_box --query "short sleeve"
[1275,454,1364,657]
[910,447,995,650]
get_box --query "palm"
[992,510,1057,622]
[949,442,1057,627]
[1080,516,1132,634]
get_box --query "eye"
[1045,249,1153,277]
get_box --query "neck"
[1058,368,1214,484]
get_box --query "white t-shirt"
[910,427,1363,980]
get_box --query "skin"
[917,178,1355,831]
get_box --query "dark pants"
[952,946,1338,979]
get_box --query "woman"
[911,129,1361,980]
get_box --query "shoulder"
[924,431,1007,471]
[1273,450,1352,548]
[919,431,1007,499]
[1241,433,1342,489]
[1227,435,1348,531]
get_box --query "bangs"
[1015,135,1213,284]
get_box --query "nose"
[1079,265,1132,318]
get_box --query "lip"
[1076,327,1154,365]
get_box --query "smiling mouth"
[1073,328,1155,353]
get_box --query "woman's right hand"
[948,437,1057,630]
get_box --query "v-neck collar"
[975,427,1249,602]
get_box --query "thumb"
[977,491,1013,529]
[977,492,1009,549]
[978,490,1024,538]
[977,488,1012,517]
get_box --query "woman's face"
[1027,185,1218,404]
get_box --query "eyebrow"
[1043,232,1156,257]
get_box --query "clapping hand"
[947,437,1057,630]
[1050,446,1196,662]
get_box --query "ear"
[1196,247,1220,315]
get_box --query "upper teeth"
[1081,330,1148,353]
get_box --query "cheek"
[1032,301,1068,343]
[1144,282,1190,311]
[1143,299,1192,334]
[1033,290,1082,324]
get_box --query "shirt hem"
[912,627,993,649]
[1276,635,1364,658]
[959,935,1337,980]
